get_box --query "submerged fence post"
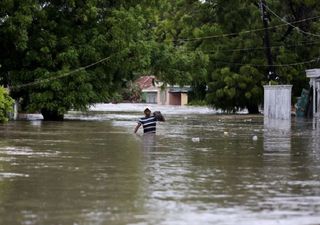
[264,85,292,120]
[8,100,18,120]
[13,100,18,120]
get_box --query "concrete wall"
[264,85,292,120]
[181,93,188,106]
[158,90,170,105]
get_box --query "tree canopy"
[1,0,320,119]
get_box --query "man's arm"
[134,123,141,133]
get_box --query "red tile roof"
[135,76,155,89]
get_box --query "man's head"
[144,108,151,117]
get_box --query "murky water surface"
[0,104,320,225]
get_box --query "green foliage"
[0,0,157,119]
[194,0,320,112]
[151,46,209,86]
[0,87,14,122]
[188,100,207,106]
[121,81,142,103]
[109,92,123,104]
[1,0,319,117]
[207,66,264,113]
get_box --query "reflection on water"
[263,118,291,152]
[141,134,157,152]
[311,118,320,156]
[0,105,320,225]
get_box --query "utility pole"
[259,0,276,81]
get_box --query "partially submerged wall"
[264,85,292,120]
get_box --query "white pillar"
[13,100,18,120]
[264,85,292,120]
[313,80,316,115]
[316,81,320,115]
[306,69,320,117]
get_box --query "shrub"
[0,87,14,122]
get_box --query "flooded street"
[0,104,320,225]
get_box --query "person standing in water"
[134,107,164,134]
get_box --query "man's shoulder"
[139,116,156,121]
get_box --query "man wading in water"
[134,108,164,134]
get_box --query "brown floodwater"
[0,104,319,225]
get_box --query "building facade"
[135,76,190,106]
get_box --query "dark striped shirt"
[138,116,157,133]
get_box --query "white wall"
[264,85,292,120]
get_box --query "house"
[135,76,190,106]
[306,69,320,117]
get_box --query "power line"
[9,12,320,90]
[205,40,320,53]
[263,3,320,38]
[172,15,320,42]
[11,42,320,91]
[11,56,111,90]
[178,39,320,55]
[259,0,275,80]
[214,56,320,67]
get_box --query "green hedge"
[0,87,14,122]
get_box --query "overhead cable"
[203,40,320,53]
[11,56,111,90]
[172,15,320,42]
[214,56,320,67]
[263,3,320,38]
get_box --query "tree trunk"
[247,104,260,114]
[41,108,64,121]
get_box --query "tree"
[193,0,320,112]
[0,87,14,123]
[121,81,142,103]
[207,66,264,113]
[0,0,35,86]
[147,0,209,88]
[1,1,154,120]
[1,0,319,118]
